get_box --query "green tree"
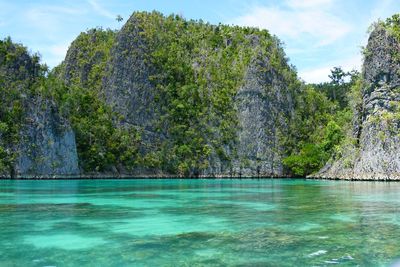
[116,15,123,23]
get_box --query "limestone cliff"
[0,38,79,178]
[233,52,294,177]
[4,12,400,179]
[15,97,79,178]
[2,12,301,178]
[314,23,400,180]
[206,48,295,177]
[103,17,162,154]
[98,12,297,177]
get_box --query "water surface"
[1,179,400,266]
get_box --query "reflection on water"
[0,179,400,266]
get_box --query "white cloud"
[49,43,69,57]
[25,6,85,35]
[299,55,362,83]
[21,4,87,67]
[369,0,394,23]
[29,42,71,67]
[49,43,70,63]
[231,1,351,47]
[286,0,333,9]
[299,66,332,84]
[88,0,115,19]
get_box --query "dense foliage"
[43,77,140,172]
[55,28,115,91]
[53,29,140,172]
[125,12,298,175]
[0,35,141,175]
[0,38,44,174]
[384,14,400,41]
[282,68,359,176]
[0,11,372,177]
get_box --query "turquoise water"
[1,179,400,266]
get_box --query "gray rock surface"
[0,40,80,178]
[62,28,114,89]
[314,26,400,180]
[104,15,163,153]
[233,53,293,177]
[15,97,80,178]
[32,14,298,178]
[204,52,294,177]
[101,16,295,177]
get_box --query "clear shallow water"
[1,179,400,266]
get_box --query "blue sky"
[0,0,398,83]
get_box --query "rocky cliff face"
[97,13,296,177]
[15,97,79,178]
[5,12,400,179]
[314,25,400,180]
[61,28,115,90]
[104,16,162,152]
[0,39,79,178]
[2,12,300,178]
[205,51,294,177]
[233,53,293,177]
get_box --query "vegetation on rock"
[0,38,43,175]
[4,11,398,178]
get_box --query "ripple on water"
[329,213,356,223]
[382,213,400,226]
[308,250,327,257]
[209,200,277,211]
[323,255,354,265]
[278,222,323,232]
[354,194,400,204]
[110,214,229,236]
[195,248,220,257]
[24,234,106,250]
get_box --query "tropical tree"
[116,15,123,23]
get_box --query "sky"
[0,0,399,83]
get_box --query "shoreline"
[1,175,400,181]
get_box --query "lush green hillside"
[52,29,140,173]
[0,38,42,174]
[0,11,365,177]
